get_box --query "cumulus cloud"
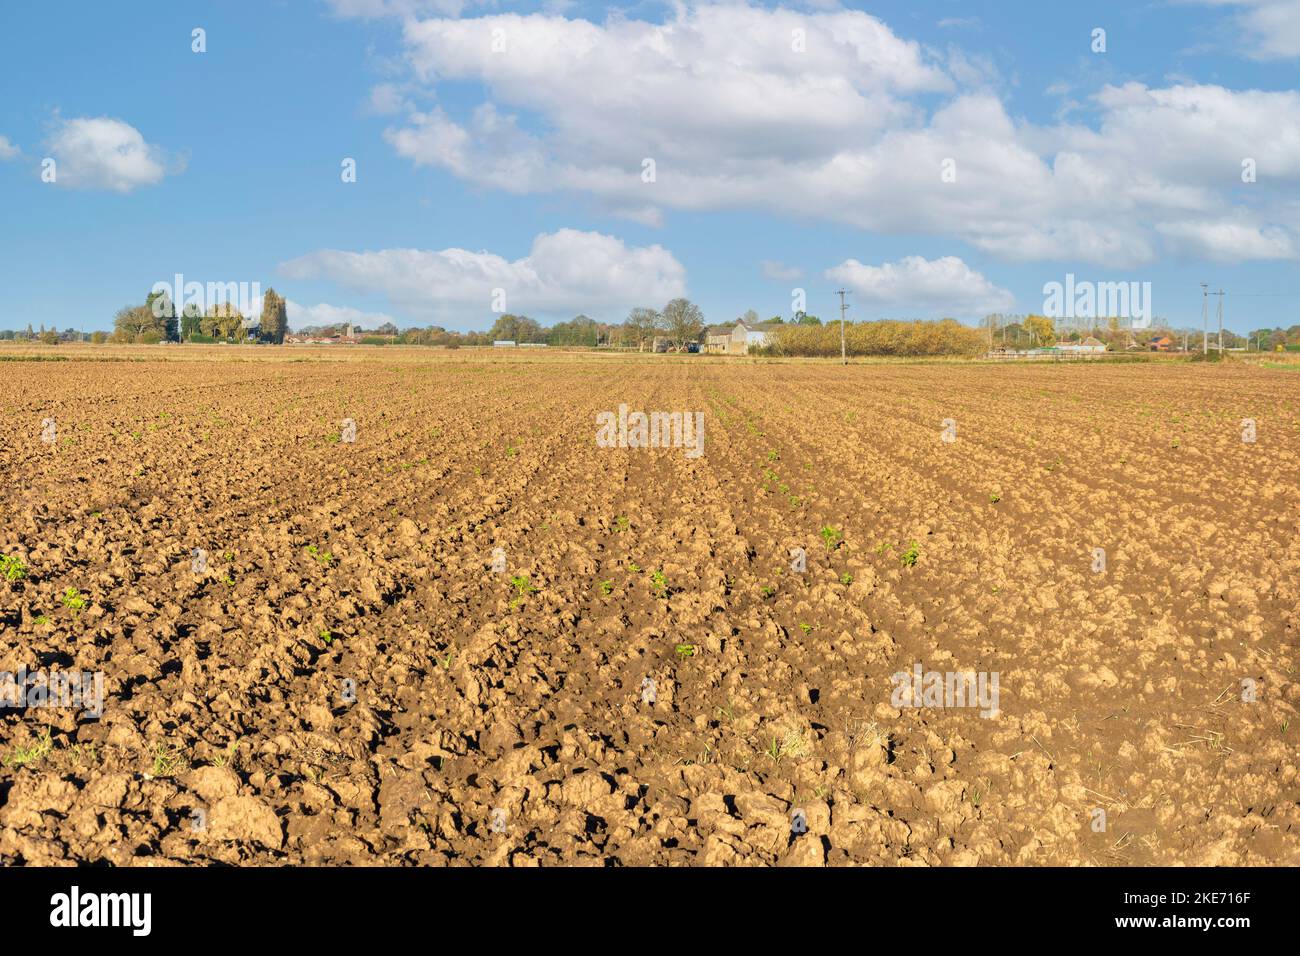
[369,5,1300,266]
[279,228,687,322]
[285,300,398,330]
[825,255,1015,317]
[45,117,177,192]
[1190,0,1300,59]
[0,136,19,160]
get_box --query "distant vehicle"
[687,342,700,353]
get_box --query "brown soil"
[0,346,1297,866]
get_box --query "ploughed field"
[1,346,1297,865]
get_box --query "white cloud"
[285,300,398,330]
[371,6,1300,266]
[279,228,687,322]
[825,255,1015,317]
[0,136,19,161]
[1156,218,1297,261]
[1190,0,1300,60]
[367,83,414,115]
[45,117,176,192]
[760,260,803,281]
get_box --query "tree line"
[17,291,1298,354]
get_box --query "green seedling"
[0,554,28,582]
[212,741,239,768]
[614,515,630,533]
[839,572,853,585]
[4,727,53,768]
[799,623,813,634]
[148,742,186,778]
[650,569,669,597]
[61,587,87,612]
[306,544,335,565]
[598,580,613,595]
[899,541,920,567]
[675,643,696,659]
[819,526,843,552]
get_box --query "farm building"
[1057,336,1106,354]
[703,320,780,355]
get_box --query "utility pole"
[1215,289,1224,353]
[1198,286,1208,353]
[837,289,849,365]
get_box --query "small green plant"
[505,445,518,458]
[32,613,50,627]
[0,554,29,581]
[875,541,892,557]
[989,491,1001,504]
[306,544,334,565]
[4,727,53,768]
[674,643,696,659]
[820,525,844,552]
[212,741,239,768]
[839,572,853,585]
[650,569,669,597]
[598,579,613,595]
[899,541,920,567]
[759,584,775,599]
[510,575,537,596]
[799,622,813,634]
[148,742,186,778]
[61,587,87,612]
[626,562,641,573]
[320,628,334,645]
[614,515,631,533]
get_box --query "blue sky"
[2,0,1299,333]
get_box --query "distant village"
[7,294,1299,358]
